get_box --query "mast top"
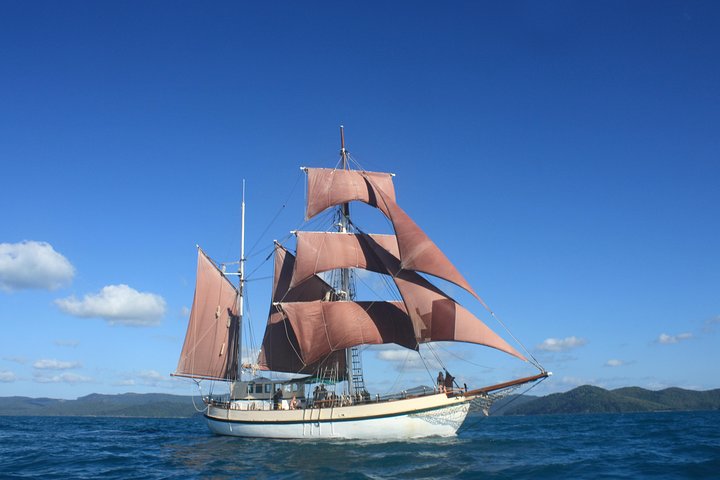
[340,125,348,169]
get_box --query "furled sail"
[175,249,239,381]
[304,167,482,303]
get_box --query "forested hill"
[2,386,719,417]
[0,393,198,417]
[501,385,720,415]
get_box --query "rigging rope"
[488,310,544,371]
[460,374,549,431]
[416,347,438,387]
[246,170,303,259]
[381,348,411,396]
[432,342,498,370]
[190,379,209,413]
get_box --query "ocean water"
[0,411,718,479]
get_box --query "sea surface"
[0,411,718,479]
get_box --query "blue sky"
[1,1,718,399]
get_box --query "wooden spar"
[463,371,550,397]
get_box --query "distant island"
[493,385,720,416]
[0,393,200,418]
[1,386,719,418]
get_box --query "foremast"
[255,130,548,396]
[338,125,365,397]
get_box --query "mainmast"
[338,126,364,397]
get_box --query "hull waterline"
[204,393,474,439]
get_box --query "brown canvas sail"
[277,301,418,366]
[290,232,399,289]
[304,167,482,303]
[257,306,348,378]
[305,168,397,220]
[288,232,526,361]
[257,245,343,375]
[175,249,239,381]
[271,243,334,303]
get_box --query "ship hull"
[205,392,474,439]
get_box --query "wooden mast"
[338,125,361,396]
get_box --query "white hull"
[205,393,474,439]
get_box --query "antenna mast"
[237,179,246,382]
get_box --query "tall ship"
[173,128,549,439]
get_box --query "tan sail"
[288,232,526,361]
[175,249,239,381]
[304,167,482,302]
[277,301,418,366]
[305,168,396,220]
[271,243,334,302]
[291,232,399,289]
[256,307,348,377]
[257,245,342,375]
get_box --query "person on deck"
[437,371,445,392]
[273,388,283,410]
[444,370,455,393]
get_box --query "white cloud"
[113,379,136,387]
[33,359,81,370]
[3,356,28,365]
[376,349,414,362]
[536,336,587,352]
[115,369,170,387]
[34,372,93,384]
[0,370,17,382]
[374,347,435,371]
[657,332,693,344]
[180,306,190,318]
[138,370,167,384]
[55,284,166,326]
[605,359,625,367]
[0,241,75,291]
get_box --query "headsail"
[175,249,240,381]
